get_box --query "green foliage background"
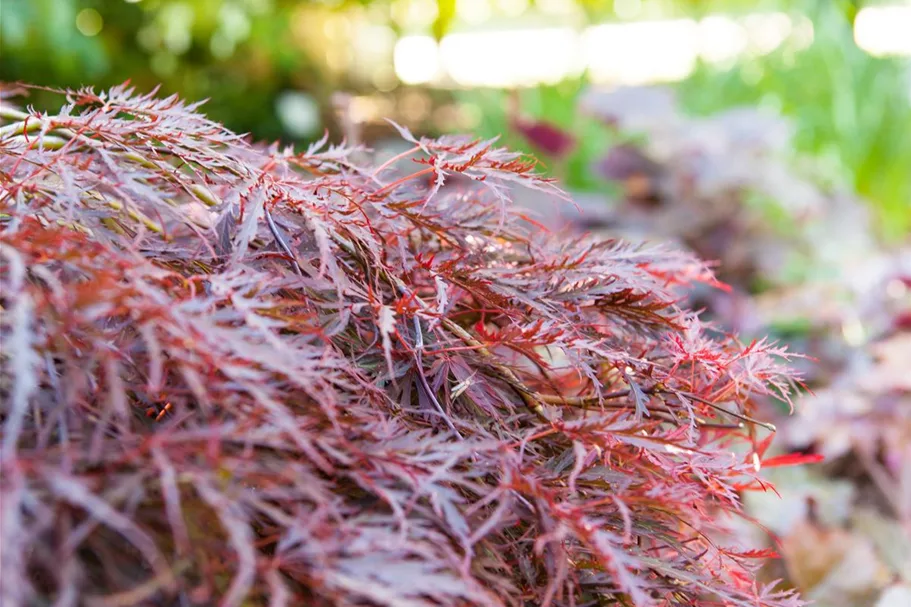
[0,0,332,140]
[679,0,911,240]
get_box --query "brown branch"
[536,389,631,406]
[536,386,774,431]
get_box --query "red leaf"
[761,453,825,469]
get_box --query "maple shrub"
[1,85,806,607]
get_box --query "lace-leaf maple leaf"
[1,83,805,607]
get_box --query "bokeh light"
[75,8,103,37]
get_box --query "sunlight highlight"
[584,19,699,85]
[854,5,911,56]
[391,8,904,88]
[440,27,581,87]
[393,35,440,84]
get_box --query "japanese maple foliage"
[1,84,804,607]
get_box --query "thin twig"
[672,390,776,432]
[539,385,775,431]
[536,390,631,406]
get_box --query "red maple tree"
[0,84,804,607]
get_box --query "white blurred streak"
[699,16,747,63]
[440,28,582,87]
[742,11,792,55]
[394,35,440,84]
[584,20,699,85]
[389,7,904,89]
[855,5,911,57]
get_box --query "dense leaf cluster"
[1,85,803,606]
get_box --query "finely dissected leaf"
[0,84,804,607]
[378,304,398,378]
[0,243,41,457]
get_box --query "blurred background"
[2,0,910,236]
[2,1,910,605]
